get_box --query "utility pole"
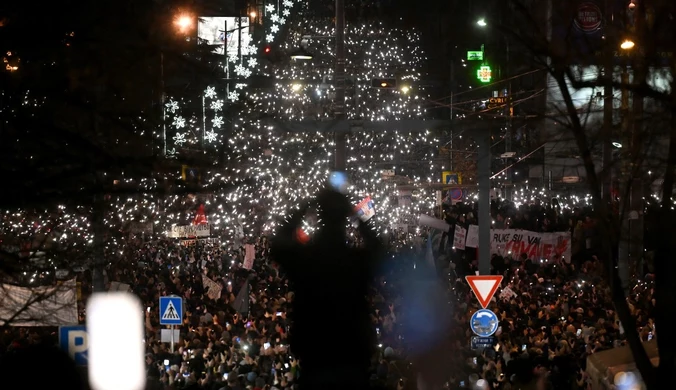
[505,39,513,201]
[92,98,105,292]
[334,0,347,171]
[618,1,646,291]
[477,129,492,275]
[449,47,455,172]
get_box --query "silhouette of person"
[271,189,383,390]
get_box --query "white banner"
[464,226,572,261]
[465,225,479,248]
[453,225,466,250]
[202,275,222,300]
[0,278,78,326]
[167,224,210,238]
[418,214,450,232]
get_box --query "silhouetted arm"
[358,219,384,272]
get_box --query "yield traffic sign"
[466,275,503,308]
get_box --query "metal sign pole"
[170,324,175,353]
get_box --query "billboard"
[198,16,251,56]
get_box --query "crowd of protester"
[0,199,657,390]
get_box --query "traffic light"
[264,46,271,54]
[371,78,397,89]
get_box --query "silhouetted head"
[316,189,352,239]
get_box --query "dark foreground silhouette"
[0,344,86,389]
[271,189,383,390]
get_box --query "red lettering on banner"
[542,243,553,259]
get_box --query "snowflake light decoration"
[173,132,187,145]
[165,100,179,113]
[212,116,224,128]
[204,86,217,99]
[205,131,218,143]
[172,116,186,129]
[210,100,224,111]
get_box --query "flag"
[231,277,251,315]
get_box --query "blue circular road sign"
[470,309,499,337]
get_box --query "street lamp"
[477,19,487,27]
[174,13,194,33]
[620,39,635,50]
[289,47,314,60]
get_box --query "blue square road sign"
[59,325,88,366]
[159,296,183,325]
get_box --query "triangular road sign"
[161,301,180,320]
[466,275,503,309]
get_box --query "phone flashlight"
[264,342,271,349]
[522,344,527,351]
[223,373,229,380]
[276,312,282,317]
[163,359,169,366]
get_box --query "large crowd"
[0,200,656,390]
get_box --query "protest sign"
[465,227,571,261]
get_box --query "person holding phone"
[271,188,383,390]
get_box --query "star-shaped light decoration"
[212,116,224,128]
[165,100,179,113]
[271,14,280,23]
[265,4,275,12]
[173,132,187,145]
[204,86,217,99]
[172,116,186,129]
[234,64,247,76]
[266,34,274,42]
[228,91,239,102]
[247,57,258,68]
[210,99,224,111]
[205,131,218,143]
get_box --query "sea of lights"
[162,1,436,236]
[1,1,601,281]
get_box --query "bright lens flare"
[175,15,193,32]
[620,40,635,50]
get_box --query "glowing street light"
[620,39,635,50]
[174,14,194,33]
[400,86,410,94]
[477,19,487,27]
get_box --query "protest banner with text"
[464,227,571,261]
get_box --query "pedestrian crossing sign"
[159,296,183,325]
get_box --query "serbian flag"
[355,196,375,222]
[193,204,208,225]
